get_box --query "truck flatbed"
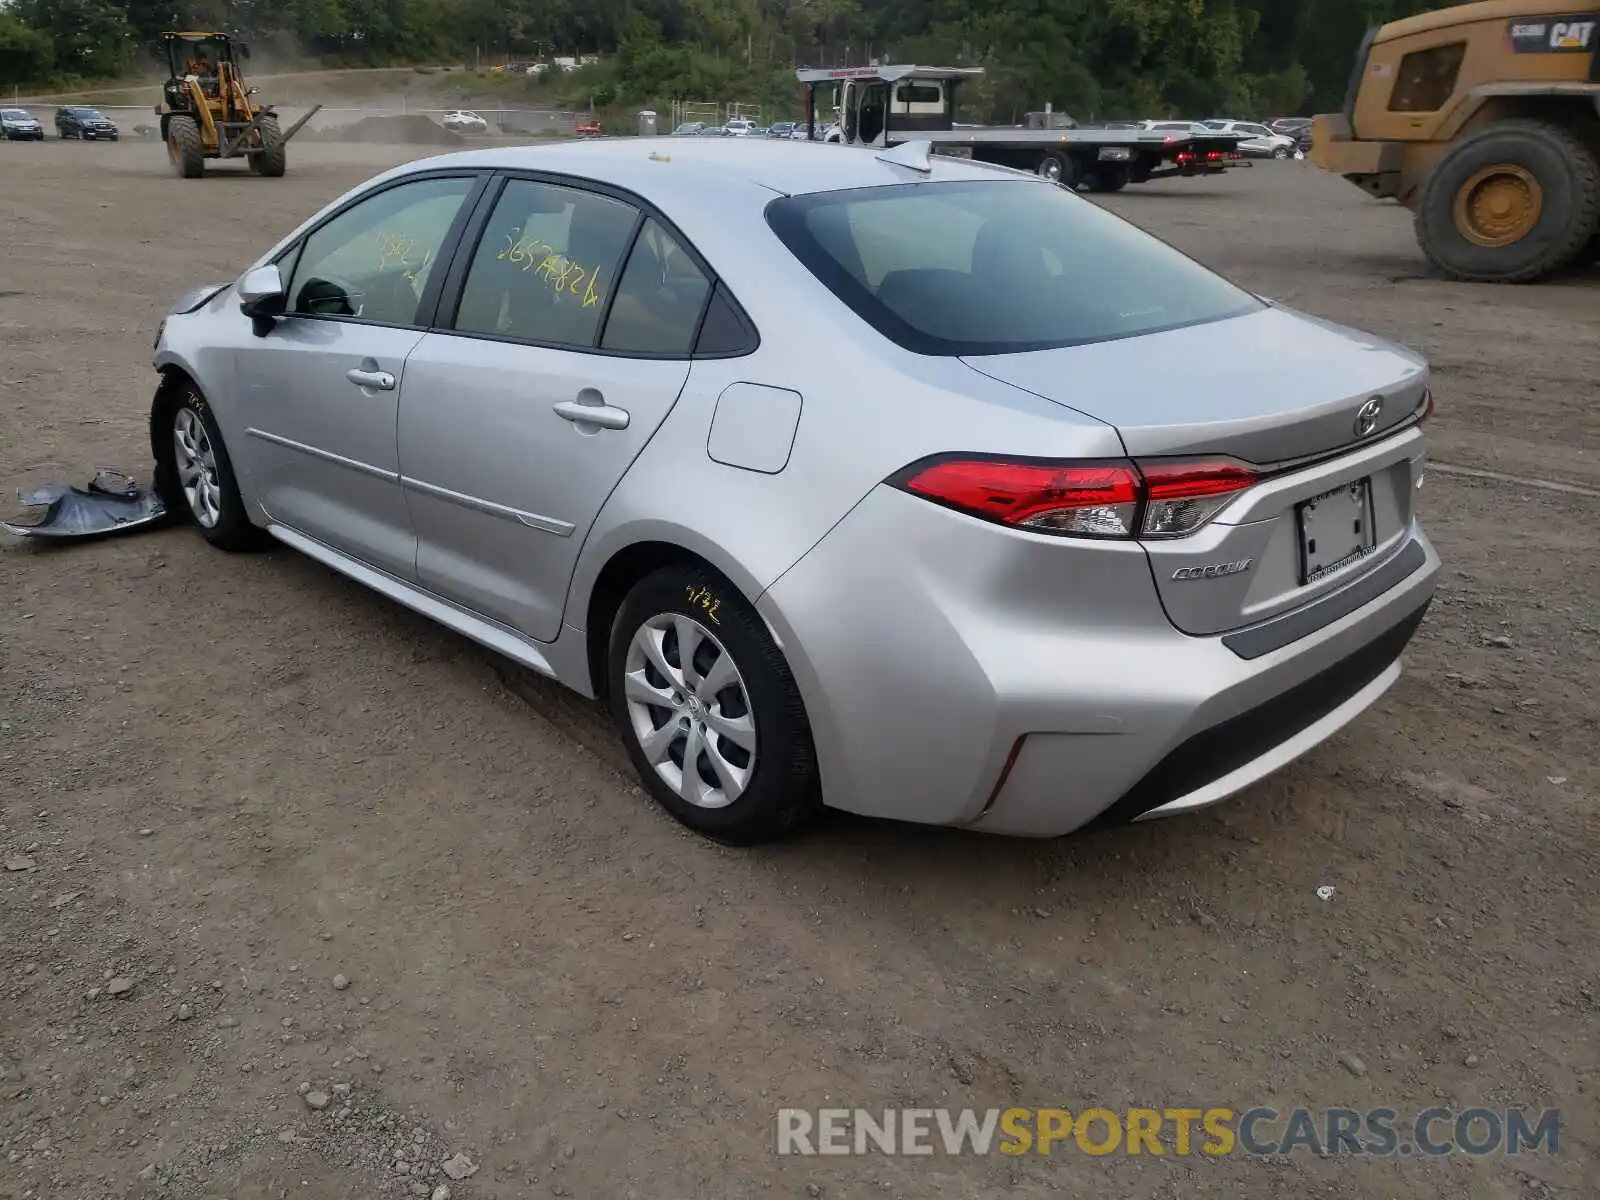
[795,64,1244,192]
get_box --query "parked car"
[441,110,489,134]
[148,138,1439,844]
[724,118,754,137]
[1270,117,1315,153]
[0,107,45,140]
[1201,119,1297,158]
[768,122,795,139]
[1136,120,1217,136]
[55,106,120,140]
[575,118,602,135]
[671,122,705,137]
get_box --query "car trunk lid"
[961,305,1430,637]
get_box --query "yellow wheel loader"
[1312,1,1600,282]
[154,32,321,178]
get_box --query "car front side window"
[286,175,477,326]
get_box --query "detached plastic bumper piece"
[1,470,168,541]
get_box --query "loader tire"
[248,115,286,178]
[1415,119,1600,283]
[167,115,205,178]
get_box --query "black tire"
[1083,166,1129,193]
[1575,230,1600,268]
[151,380,269,552]
[167,115,205,178]
[1273,145,1291,160]
[1414,119,1600,283]
[1035,151,1079,189]
[606,563,821,844]
[248,115,286,177]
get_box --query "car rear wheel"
[607,564,821,844]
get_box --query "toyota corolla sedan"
[149,138,1439,844]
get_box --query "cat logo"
[1551,18,1595,46]
[1509,14,1598,51]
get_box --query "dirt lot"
[1,141,1596,1200]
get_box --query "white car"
[724,118,755,137]
[442,110,489,135]
[1200,120,1298,159]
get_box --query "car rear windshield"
[765,179,1261,356]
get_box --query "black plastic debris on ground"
[1,469,168,541]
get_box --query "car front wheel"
[154,382,268,552]
[607,564,821,844]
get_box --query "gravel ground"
[1,140,1596,1200]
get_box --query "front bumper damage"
[1,470,168,541]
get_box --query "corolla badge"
[1354,396,1384,438]
[1172,559,1253,581]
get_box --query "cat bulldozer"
[1311,0,1600,282]
[154,32,320,178]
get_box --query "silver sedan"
[150,138,1440,843]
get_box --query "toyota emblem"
[1354,396,1384,438]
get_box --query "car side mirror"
[238,263,286,335]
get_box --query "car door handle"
[553,399,630,430]
[346,368,395,391]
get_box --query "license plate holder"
[1297,478,1375,585]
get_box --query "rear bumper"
[757,484,1439,838]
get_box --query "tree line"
[2,0,1452,120]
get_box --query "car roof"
[392,136,1034,199]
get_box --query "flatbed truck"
[796,64,1245,191]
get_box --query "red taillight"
[898,458,1142,538]
[891,456,1256,540]
[1138,458,1257,537]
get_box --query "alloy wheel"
[623,613,757,809]
[172,407,223,528]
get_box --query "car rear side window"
[288,176,476,325]
[766,179,1262,356]
[600,218,713,355]
[451,178,639,348]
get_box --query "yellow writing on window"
[496,230,606,308]
[373,230,433,287]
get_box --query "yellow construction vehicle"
[1311,0,1600,282]
[153,32,321,178]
